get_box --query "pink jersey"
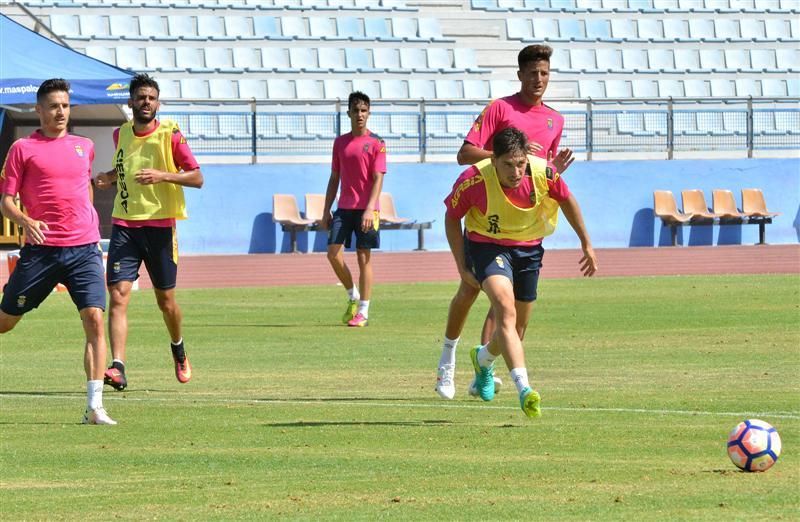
[331,131,387,210]
[111,120,200,228]
[1,130,100,247]
[444,163,570,247]
[465,94,564,159]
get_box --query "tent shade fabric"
[0,15,133,106]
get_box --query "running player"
[444,127,596,416]
[321,91,387,327]
[436,44,577,399]
[0,78,116,424]
[94,73,203,390]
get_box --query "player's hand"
[22,218,48,245]
[93,172,115,190]
[579,245,598,277]
[320,212,332,231]
[459,267,481,290]
[361,209,375,233]
[135,168,166,185]
[526,142,543,155]
[550,148,575,175]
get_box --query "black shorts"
[328,208,380,250]
[466,239,545,303]
[1,243,106,315]
[106,224,178,290]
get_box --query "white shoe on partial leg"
[435,364,456,400]
[82,408,117,425]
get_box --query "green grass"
[1,274,798,520]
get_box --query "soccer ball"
[727,419,782,472]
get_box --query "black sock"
[171,340,185,363]
[111,360,125,373]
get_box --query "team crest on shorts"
[16,295,26,308]
[113,261,121,273]
[495,256,505,269]
[74,145,84,157]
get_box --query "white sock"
[347,287,360,301]
[438,336,459,367]
[87,380,103,411]
[510,368,530,393]
[357,300,369,318]
[477,344,496,368]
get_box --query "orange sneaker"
[173,353,192,383]
[347,312,368,327]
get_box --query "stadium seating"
[272,194,316,253]
[681,189,717,219]
[712,189,746,219]
[653,190,692,245]
[304,194,326,226]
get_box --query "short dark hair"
[348,91,370,111]
[518,44,553,70]
[36,78,70,104]
[492,127,529,158]
[129,73,160,98]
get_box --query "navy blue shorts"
[107,224,178,290]
[328,208,380,250]
[466,240,545,302]
[1,243,106,315]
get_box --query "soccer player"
[94,73,203,390]
[443,127,596,417]
[0,79,116,425]
[436,43,577,399]
[321,91,387,327]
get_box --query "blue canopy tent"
[0,14,133,107]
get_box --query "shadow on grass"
[265,420,453,428]
[191,324,344,329]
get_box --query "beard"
[132,106,157,125]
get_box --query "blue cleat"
[469,346,495,401]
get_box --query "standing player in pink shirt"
[436,44,584,400]
[321,92,387,327]
[0,79,116,425]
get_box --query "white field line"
[1,392,799,420]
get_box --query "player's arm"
[321,170,340,231]
[0,193,48,245]
[361,171,384,233]
[558,194,598,277]
[456,142,492,166]
[445,214,480,289]
[135,167,203,188]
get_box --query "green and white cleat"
[342,299,357,324]
[468,376,502,398]
[469,346,495,401]
[519,387,541,418]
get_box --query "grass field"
[1,274,798,520]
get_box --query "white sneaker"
[435,364,456,400]
[468,376,503,397]
[82,408,118,425]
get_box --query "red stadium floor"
[4,244,791,290]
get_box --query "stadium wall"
[182,158,799,254]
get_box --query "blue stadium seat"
[427,48,455,72]
[113,46,144,71]
[289,48,323,72]
[658,79,685,97]
[180,79,209,99]
[295,79,324,99]
[532,19,560,41]
[462,79,490,98]
[662,19,691,41]
[616,113,645,135]
[735,78,761,96]
[225,17,257,40]
[550,48,571,71]
[586,19,616,41]
[79,15,113,40]
[175,47,212,73]
[724,49,751,72]
[632,79,659,98]
[559,19,589,41]
[305,114,335,139]
[276,114,314,140]
[764,18,791,40]
[390,113,418,138]
[110,15,146,40]
[611,19,641,41]
[699,49,730,72]
[408,79,436,99]
[578,80,606,98]
[570,48,598,72]
[710,79,735,97]
[206,48,239,73]
[218,114,250,140]
[323,79,351,100]
[188,114,221,140]
[739,18,765,40]
[260,48,293,72]
[684,79,710,97]
[715,19,745,42]
[318,48,352,72]
[351,79,380,98]
[652,0,680,10]
[435,79,462,98]
[400,48,432,72]
[238,79,267,99]
[674,48,702,72]
[761,79,787,97]
[364,17,401,41]
[418,17,453,41]
[750,49,778,72]
[156,78,181,99]
[392,18,425,41]
[337,16,369,40]
[267,79,296,99]
[253,16,291,40]
[643,112,666,135]
[446,113,470,138]
[627,0,656,11]
[774,109,798,133]
[622,49,650,72]
[282,17,311,39]
[373,48,404,73]
[309,17,339,40]
[140,15,174,41]
[729,0,756,10]
[197,15,234,41]
[345,48,381,72]
[648,49,677,73]
[723,111,746,134]
[232,48,262,71]
[209,79,238,99]
[379,79,409,98]
[605,79,632,98]
[506,18,533,40]
[753,112,779,135]
[775,49,799,72]
[696,112,724,135]
[595,47,628,73]
[453,48,489,73]
[688,18,720,42]
[85,46,116,65]
[166,16,200,41]
[637,19,666,42]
